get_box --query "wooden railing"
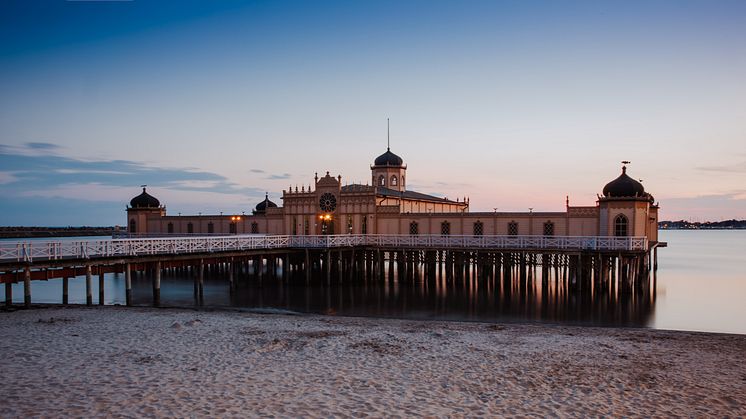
[0,235,648,263]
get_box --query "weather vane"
[621,160,631,166]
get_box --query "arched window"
[473,221,483,236]
[378,175,386,186]
[229,222,237,234]
[409,221,419,235]
[347,215,353,234]
[207,222,214,234]
[362,216,367,234]
[391,175,398,186]
[441,221,451,236]
[543,221,554,236]
[292,217,298,235]
[304,218,309,235]
[167,222,174,234]
[614,214,628,237]
[508,221,518,236]
[129,219,136,233]
[401,176,405,188]
[251,222,259,234]
[187,222,194,234]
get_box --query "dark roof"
[602,166,646,198]
[377,187,461,204]
[373,148,404,166]
[129,187,160,208]
[253,193,277,214]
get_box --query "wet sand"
[1,307,744,417]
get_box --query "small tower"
[598,163,658,243]
[126,186,164,235]
[371,118,407,192]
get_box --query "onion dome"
[253,193,277,214]
[603,166,645,198]
[129,187,160,208]
[374,148,404,166]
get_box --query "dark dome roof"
[253,193,277,214]
[603,166,646,198]
[129,187,160,208]
[374,148,404,166]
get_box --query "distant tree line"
[0,226,119,238]
[659,220,746,230]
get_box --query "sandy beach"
[1,307,744,417]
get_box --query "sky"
[1,0,745,226]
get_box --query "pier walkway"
[0,234,647,264]
[1,234,654,309]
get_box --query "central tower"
[371,147,406,191]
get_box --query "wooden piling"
[125,263,132,306]
[85,265,92,306]
[62,276,69,305]
[197,259,204,303]
[23,266,32,308]
[228,258,235,293]
[153,261,161,307]
[98,271,105,305]
[5,280,12,307]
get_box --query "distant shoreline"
[0,227,117,239]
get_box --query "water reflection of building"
[126,148,659,245]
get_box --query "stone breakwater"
[1,307,744,417]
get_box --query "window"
[293,217,297,235]
[304,218,309,235]
[362,216,367,234]
[473,221,483,236]
[207,222,214,234]
[251,222,259,234]
[129,219,136,233]
[391,175,398,186]
[543,221,554,236]
[508,221,518,236]
[187,222,194,234]
[401,176,405,188]
[229,222,237,234]
[409,221,419,235]
[378,175,386,186]
[614,214,628,237]
[441,221,450,236]
[167,222,174,234]
[347,215,353,234]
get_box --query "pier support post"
[197,259,204,304]
[85,265,92,306]
[99,270,105,305]
[153,261,161,307]
[305,249,311,284]
[326,250,332,285]
[228,258,235,293]
[5,280,12,307]
[62,276,69,305]
[24,266,32,308]
[125,264,132,307]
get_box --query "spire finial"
[621,160,630,174]
[387,117,390,151]
[141,184,147,192]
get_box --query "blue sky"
[1,0,745,225]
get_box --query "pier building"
[126,148,660,245]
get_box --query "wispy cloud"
[266,173,292,180]
[697,161,746,173]
[250,169,265,174]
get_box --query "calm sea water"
[2,231,744,334]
